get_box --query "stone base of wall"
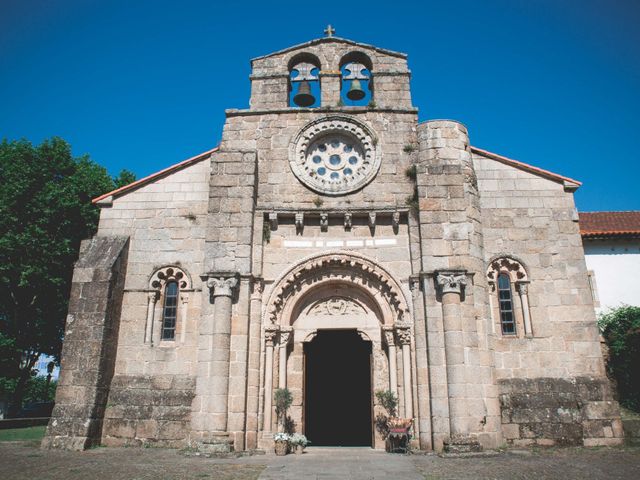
[102,375,195,448]
[499,377,624,447]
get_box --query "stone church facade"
[43,34,623,452]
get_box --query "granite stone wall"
[102,375,195,447]
[42,236,129,450]
[499,377,623,446]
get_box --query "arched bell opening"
[340,51,373,107]
[288,52,321,108]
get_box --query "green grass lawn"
[0,426,46,442]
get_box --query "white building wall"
[583,239,640,312]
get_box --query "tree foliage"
[0,137,134,412]
[598,305,640,412]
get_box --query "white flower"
[274,432,290,442]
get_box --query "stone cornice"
[225,107,418,117]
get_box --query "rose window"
[289,116,380,195]
[307,135,365,183]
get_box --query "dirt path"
[1,442,639,480]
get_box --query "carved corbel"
[295,212,304,235]
[320,213,328,232]
[368,212,376,228]
[344,212,352,231]
[268,212,278,230]
[392,211,400,231]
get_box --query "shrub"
[598,305,640,412]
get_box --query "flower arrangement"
[274,432,290,442]
[289,433,309,447]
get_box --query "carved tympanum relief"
[307,296,367,316]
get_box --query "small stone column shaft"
[383,327,398,398]
[263,328,277,433]
[517,283,533,337]
[278,328,291,390]
[396,323,413,420]
[145,291,158,344]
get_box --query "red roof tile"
[579,211,640,238]
[92,147,218,204]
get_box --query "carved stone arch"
[264,251,410,327]
[486,255,528,290]
[146,265,192,344]
[149,265,192,290]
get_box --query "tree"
[598,305,640,412]
[0,137,134,414]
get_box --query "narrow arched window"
[498,274,516,335]
[161,281,178,340]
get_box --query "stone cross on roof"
[324,24,335,37]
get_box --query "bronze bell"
[346,79,365,101]
[293,81,315,107]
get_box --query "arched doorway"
[304,330,373,446]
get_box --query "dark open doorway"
[304,329,373,446]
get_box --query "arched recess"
[339,51,373,106]
[261,252,414,439]
[288,52,321,108]
[264,251,410,327]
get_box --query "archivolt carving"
[486,256,528,288]
[149,265,191,290]
[264,251,410,326]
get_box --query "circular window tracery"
[289,116,380,195]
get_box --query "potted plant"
[289,433,309,454]
[273,432,290,456]
[273,388,293,455]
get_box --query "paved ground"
[260,447,422,479]
[1,441,639,479]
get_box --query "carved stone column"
[263,326,278,434]
[517,282,533,337]
[395,322,413,420]
[278,327,292,390]
[436,271,468,438]
[144,291,158,345]
[193,273,238,451]
[382,326,398,398]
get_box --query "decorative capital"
[436,270,468,296]
[179,292,189,304]
[206,273,239,298]
[382,326,396,347]
[516,282,529,295]
[279,326,293,347]
[265,326,279,347]
[394,322,412,345]
[148,291,159,303]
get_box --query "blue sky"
[1,0,638,211]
